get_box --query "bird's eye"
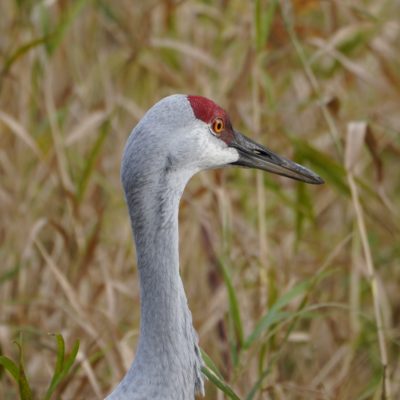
[211,118,224,135]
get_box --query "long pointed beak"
[229,131,324,185]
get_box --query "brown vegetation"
[1,0,400,399]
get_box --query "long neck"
[134,180,188,352]
[108,171,204,399]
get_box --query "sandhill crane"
[106,94,323,400]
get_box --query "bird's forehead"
[187,95,227,124]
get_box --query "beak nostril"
[253,148,270,158]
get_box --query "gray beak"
[229,131,324,185]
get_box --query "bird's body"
[106,94,323,399]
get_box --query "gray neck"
[108,170,204,399]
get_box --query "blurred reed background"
[1,0,400,399]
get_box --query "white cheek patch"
[191,124,239,169]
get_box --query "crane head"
[187,95,323,184]
[122,94,323,190]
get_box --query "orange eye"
[211,118,224,135]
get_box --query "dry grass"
[1,0,400,399]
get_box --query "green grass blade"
[254,0,278,51]
[44,334,65,400]
[45,338,80,399]
[294,181,314,243]
[244,280,311,349]
[245,363,273,400]
[254,0,264,51]
[201,365,242,400]
[291,138,349,196]
[200,348,224,380]
[15,342,33,400]
[61,339,80,378]
[0,355,19,381]
[44,0,89,54]
[219,260,244,351]
[76,120,110,203]
[54,333,65,375]
[1,36,49,77]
